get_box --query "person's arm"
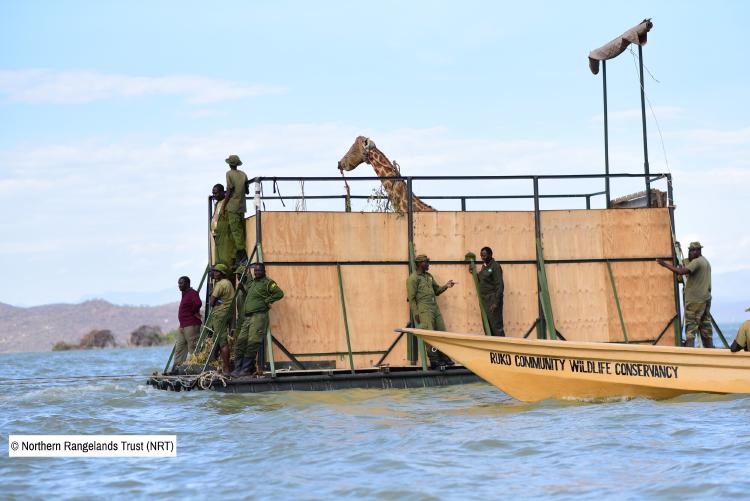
[730,340,743,353]
[190,290,203,318]
[226,172,234,201]
[433,277,455,296]
[265,281,284,306]
[488,265,504,311]
[406,276,419,322]
[655,259,691,275]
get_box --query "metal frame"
[233,171,679,372]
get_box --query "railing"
[225,172,685,371]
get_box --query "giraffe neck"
[367,148,434,213]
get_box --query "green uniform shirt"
[211,278,235,315]
[734,320,750,350]
[477,258,504,307]
[406,270,447,316]
[225,169,248,214]
[243,276,284,314]
[684,255,712,304]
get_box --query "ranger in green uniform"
[207,264,236,375]
[657,241,713,347]
[477,246,505,336]
[406,254,456,369]
[211,183,235,270]
[225,154,249,265]
[231,263,284,377]
[730,307,750,353]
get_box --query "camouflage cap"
[234,265,246,275]
[212,263,229,275]
[225,154,243,167]
[415,254,429,263]
[688,241,703,250]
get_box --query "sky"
[0,1,748,313]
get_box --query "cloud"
[590,106,684,123]
[1,123,748,304]
[0,69,285,104]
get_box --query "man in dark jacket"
[174,276,202,369]
[478,247,505,336]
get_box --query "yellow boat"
[401,328,750,402]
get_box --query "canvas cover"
[588,19,653,74]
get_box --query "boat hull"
[405,328,750,402]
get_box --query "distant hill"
[0,300,180,353]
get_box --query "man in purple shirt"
[174,276,203,369]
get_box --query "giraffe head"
[338,136,376,172]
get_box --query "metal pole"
[638,45,651,207]
[533,177,545,339]
[666,175,683,346]
[585,195,591,210]
[602,59,611,208]
[461,197,466,211]
[336,264,356,373]
[606,260,629,343]
[407,177,428,371]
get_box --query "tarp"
[588,19,653,74]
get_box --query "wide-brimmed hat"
[225,154,243,166]
[212,264,229,275]
[688,241,703,250]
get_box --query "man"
[406,254,456,369]
[173,276,202,370]
[211,183,235,270]
[231,263,284,377]
[657,241,713,347]
[233,264,249,339]
[477,246,505,336]
[207,264,236,376]
[225,154,249,266]
[730,308,750,353]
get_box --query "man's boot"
[235,353,257,377]
[230,357,245,377]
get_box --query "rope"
[272,179,286,207]
[628,47,671,174]
[196,370,228,390]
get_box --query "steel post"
[638,45,651,207]
[336,264,356,373]
[602,59,611,207]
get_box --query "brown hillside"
[0,300,180,353]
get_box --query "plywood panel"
[264,264,413,368]
[546,263,611,342]
[414,212,536,262]
[601,208,672,258]
[249,209,676,368]
[604,261,676,344]
[541,211,605,260]
[265,265,343,358]
[341,265,411,364]
[421,264,538,339]
[260,212,407,262]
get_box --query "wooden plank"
[414,212,536,261]
[260,212,407,261]
[545,263,611,342]
[541,211,604,260]
[420,264,538,339]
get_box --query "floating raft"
[147,365,479,393]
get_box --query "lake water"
[1,344,748,500]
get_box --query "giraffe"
[337,136,435,213]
